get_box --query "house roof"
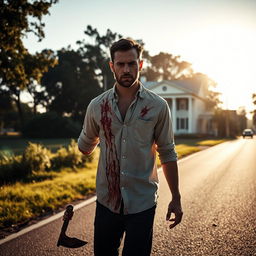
[143,78,202,96]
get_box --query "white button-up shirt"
[78,84,177,214]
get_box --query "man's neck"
[115,81,140,100]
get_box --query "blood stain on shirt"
[140,106,152,118]
[100,99,121,211]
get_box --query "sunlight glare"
[188,23,256,113]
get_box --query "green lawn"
[176,138,227,157]
[0,137,72,155]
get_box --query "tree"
[192,73,222,110]
[25,49,57,113]
[0,89,32,131]
[0,0,58,126]
[141,52,193,81]
[41,48,102,121]
[0,89,13,131]
[77,25,122,91]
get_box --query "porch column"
[172,97,177,133]
[188,96,193,133]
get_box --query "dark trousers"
[94,201,156,256]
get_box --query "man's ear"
[109,61,114,72]
[139,60,143,71]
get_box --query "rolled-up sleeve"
[154,101,177,163]
[78,101,99,154]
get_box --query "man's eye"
[117,63,124,67]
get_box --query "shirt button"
[121,187,124,190]
[122,155,126,159]
[121,171,124,175]
[123,139,126,143]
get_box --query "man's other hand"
[166,199,183,229]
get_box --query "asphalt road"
[1,138,256,256]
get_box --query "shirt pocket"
[134,118,154,145]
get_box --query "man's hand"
[166,198,183,229]
[78,147,90,155]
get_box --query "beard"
[114,72,138,88]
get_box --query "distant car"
[242,129,254,138]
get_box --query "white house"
[143,77,216,135]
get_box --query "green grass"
[156,138,228,166]
[0,138,72,155]
[0,138,228,230]
[175,139,227,158]
[176,144,201,158]
[0,152,98,229]
[196,139,227,146]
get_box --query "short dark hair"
[110,38,143,62]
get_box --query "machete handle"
[63,204,74,221]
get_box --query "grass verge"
[0,150,98,231]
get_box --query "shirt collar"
[110,82,146,100]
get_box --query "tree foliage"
[77,25,122,91]
[141,52,193,81]
[193,73,222,110]
[0,0,58,88]
[0,0,58,126]
[41,48,103,120]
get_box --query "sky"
[23,0,256,116]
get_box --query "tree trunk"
[14,92,24,129]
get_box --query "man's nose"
[124,64,130,73]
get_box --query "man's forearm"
[162,161,181,200]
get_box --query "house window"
[177,98,188,110]
[176,118,189,130]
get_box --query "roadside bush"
[51,139,91,168]
[0,154,30,184]
[51,147,68,169]
[22,143,52,173]
[0,140,94,184]
[22,112,81,138]
[66,139,83,167]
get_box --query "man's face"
[109,48,143,88]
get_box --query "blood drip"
[100,99,121,210]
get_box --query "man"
[78,38,183,256]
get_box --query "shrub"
[51,139,91,168]
[0,140,95,184]
[51,147,68,169]
[22,143,52,173]
[0,154,30,184]
[66,139,83,167]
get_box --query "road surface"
[1,138,256,256]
